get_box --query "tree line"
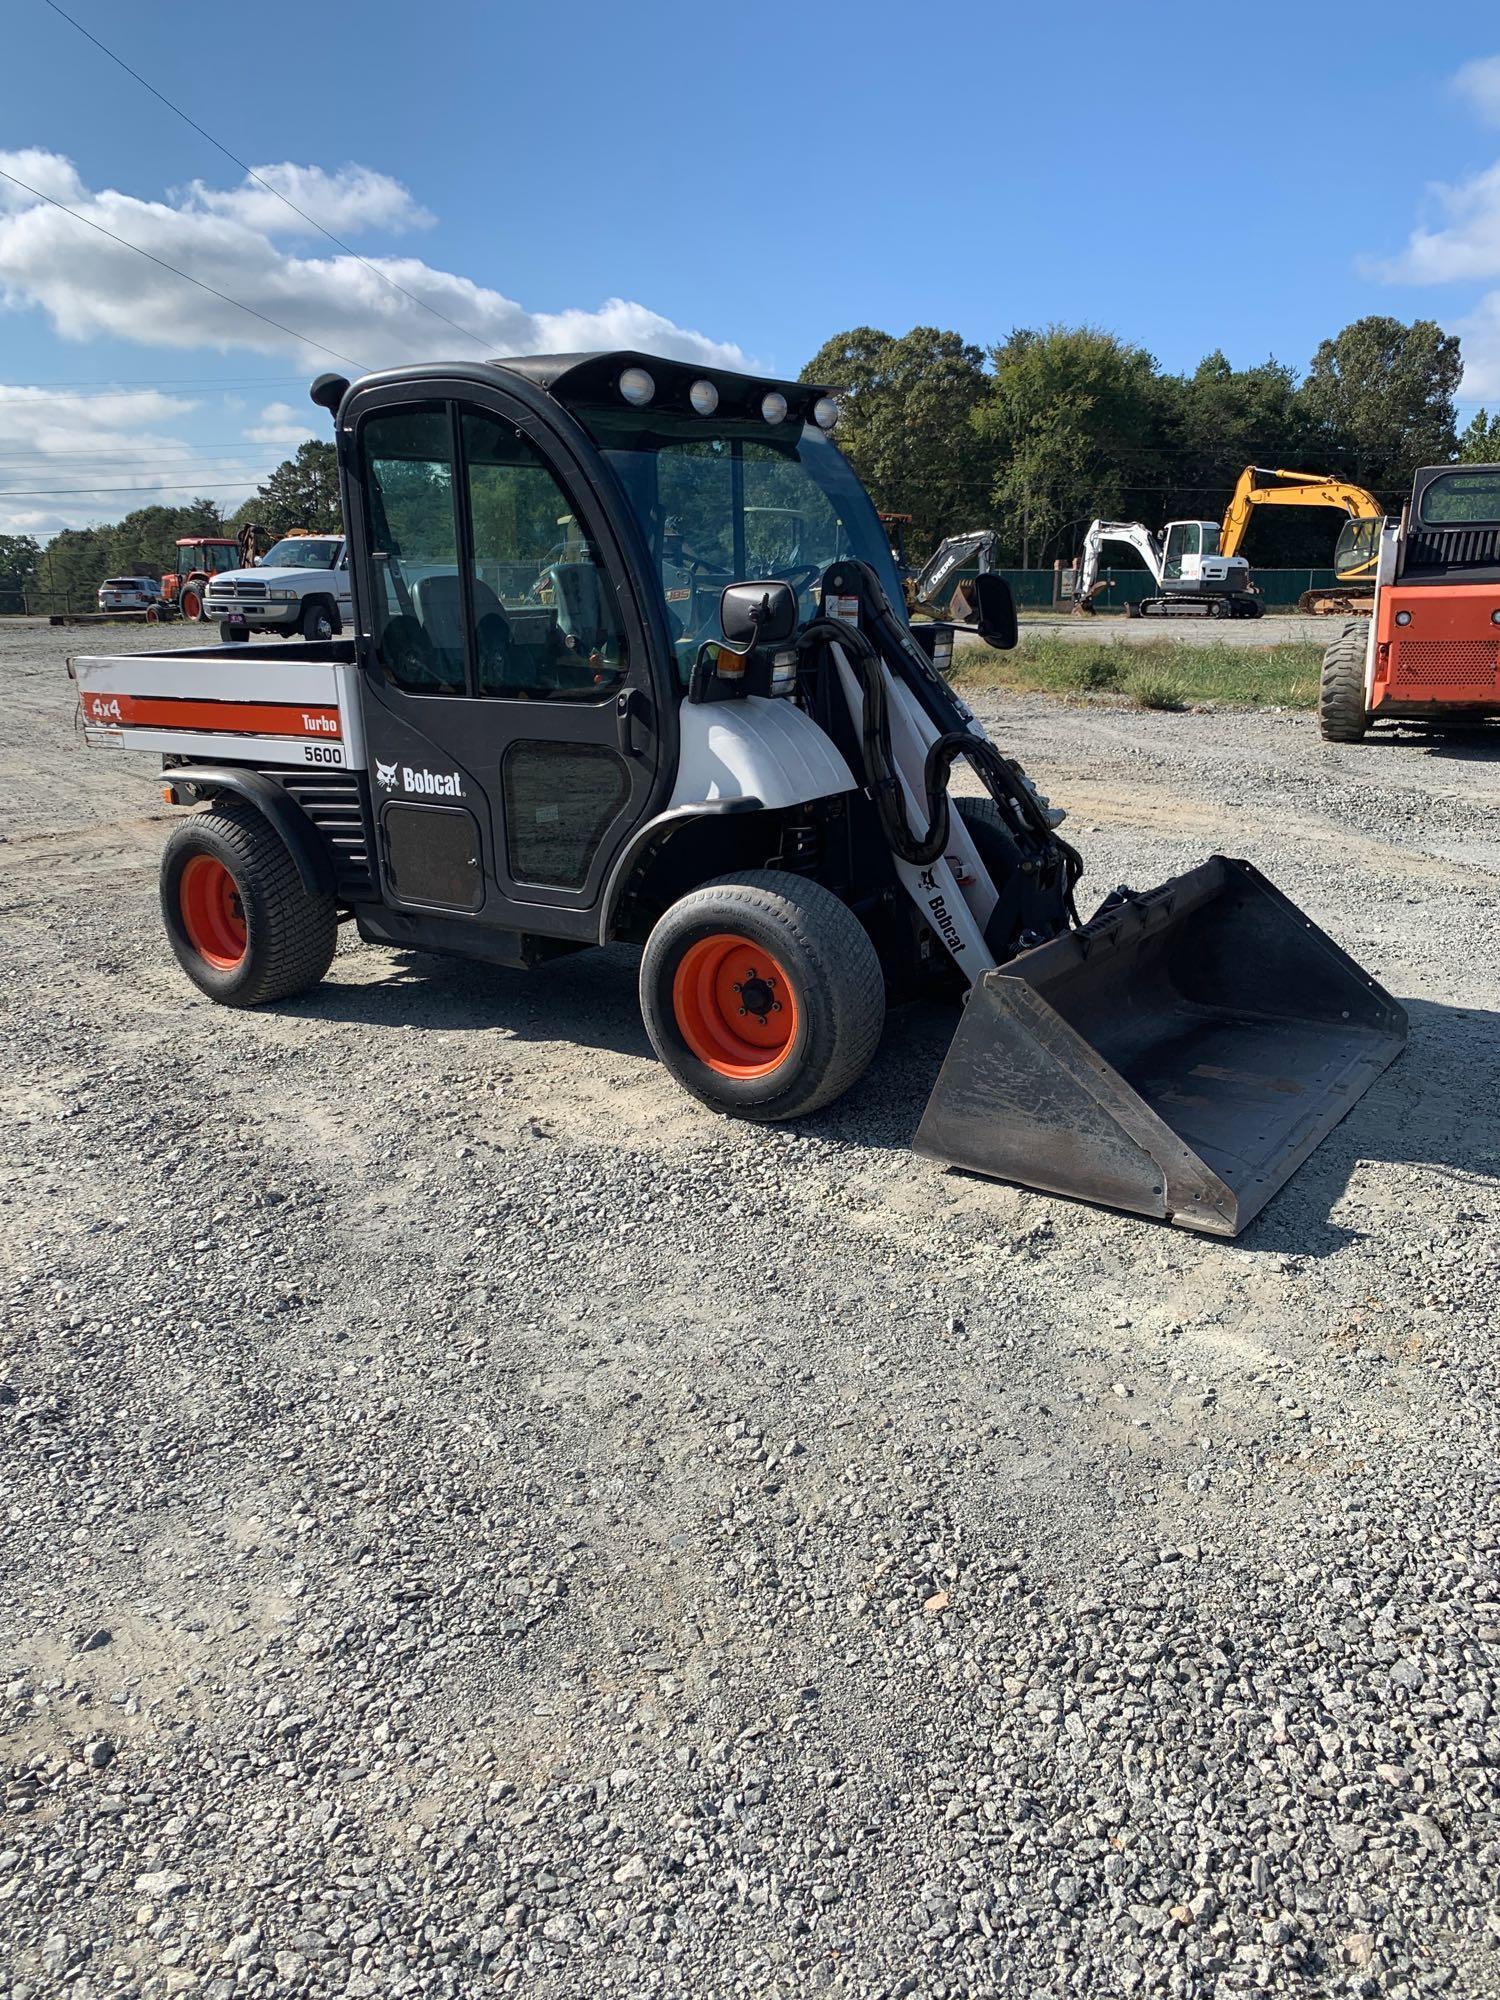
[801,314,1497,566]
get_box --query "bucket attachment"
[914,857,1406,1236]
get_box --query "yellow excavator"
[1219,467,1385,615]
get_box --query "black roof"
[494,350,835,420]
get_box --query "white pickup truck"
[204,533,352,643]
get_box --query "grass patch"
[952,632,1324,709]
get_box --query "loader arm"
[910,530,998,613]
[1219,467,1384,560]
[1076,520,1165,602]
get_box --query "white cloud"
[244,400,315,446]
[0,385,271,537]
[1453,294,1500,398]
[1454,54,1500,126]
[1374,157,1500,285]
[0,150,746,376]
[185,162,434,238]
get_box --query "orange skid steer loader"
[71,352,1405,1235]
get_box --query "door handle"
[615,687,651,757]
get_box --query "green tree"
[1458,407,1500,462]
[800,326,990,556]
[245,440,340,537]
[974,325,1167,566]
[1299,316,1462,503]
[0,532,41,611]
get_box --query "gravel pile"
[2,620,1497,1997]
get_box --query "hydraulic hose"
[800,615,1083,912]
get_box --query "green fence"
[980,568,1339,611]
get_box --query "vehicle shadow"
[286,953,1495,1256]
[1359,724,1500,760]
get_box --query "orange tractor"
[1320,462,1500,741]
[150,537,242,623]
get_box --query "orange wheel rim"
[179,855,247,969]
[672,933,798,1079]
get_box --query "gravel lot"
[3,617,1498,1999]
[1008,613,1331,648]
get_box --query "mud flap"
[914,857,1407,1236]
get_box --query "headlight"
[689,378,719,416]
[270,588,298,601]
[760,391,788,425]
[812,396,838,430]
[1394,609,1411,626]
[619,366,655,407]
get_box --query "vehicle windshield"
[587,411,905,678]
[1334,516,1382,581]
[1418,469,1500,525]
[261,537,340,569]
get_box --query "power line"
[41,0,494,356]
[0,479,273,497]
[0,163,372,371]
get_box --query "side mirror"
[969,572,1018,651]
[719,579,798,654]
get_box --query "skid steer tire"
[161,802,337,1008]
[640,870,886,1123]
[1319,622,1370,743]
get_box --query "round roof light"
[619,366,655,407]
[760,390,789,425]
[812,396,839,430]
[689,378,719,416]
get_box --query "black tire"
[1319,621,1370,742]
[160,801,337,1007]
[180,585,205,623]
[220,623,250,643]
[1125,600,1142,620]
[300,598,336,642]
[640,869,886,1122]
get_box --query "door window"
[361,408,466,694]
[1163,521,1199,580]
[462,413,627,701]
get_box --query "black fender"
[598,798,764,944]
[161,766,336,897]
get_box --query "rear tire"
[640,870,886,1121]
[1319,621,1370,742]
[160,802,337,1007]
[180,585,204,622]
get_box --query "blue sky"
[4,0,1500,536]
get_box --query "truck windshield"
[261,537,341,569]
[1418,469,1500,525]
[588,412,905,675]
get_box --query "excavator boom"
[1219,466,1384,562]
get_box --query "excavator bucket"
[914,857,1406,1236]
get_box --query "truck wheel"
[301,599,335,642]
[220,623,249,643]
[1318,622,1369,742]
[640,870,886,1122]
[160,802,337,1007]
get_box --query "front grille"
[209,581,268,601]
[1404,525,1500,574]
[266,768,374,895]
[1391,640,1500,690]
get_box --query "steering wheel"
[766,561,822,596]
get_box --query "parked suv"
[97,576,160,612]
[204,534,351,642]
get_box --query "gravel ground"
[3,618,1499,2000]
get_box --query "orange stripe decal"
[81,692,341,738]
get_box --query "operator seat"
[413,572,511,686]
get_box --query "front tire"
[640,870,886,1122]
[160,802,337,1007]
[220,622,250,643]
[1319,621,1370,742]
[301,598,335,642]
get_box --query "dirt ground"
[2,616,1498,1999]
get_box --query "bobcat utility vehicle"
[70,352,1404,1235]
